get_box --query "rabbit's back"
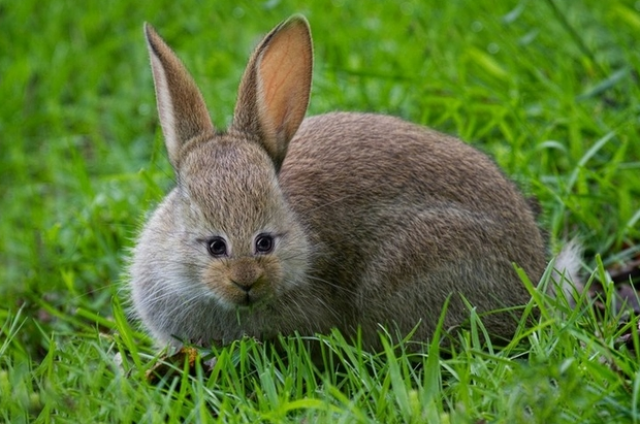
[280,112,546,344]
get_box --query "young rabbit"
[129,16,580,351]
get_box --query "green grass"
[1,0,639,422]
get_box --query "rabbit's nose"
[228,258,264,291]
[230,278,257,292]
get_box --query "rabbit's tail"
[548,241,583,303]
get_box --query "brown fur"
[129,16,574,352]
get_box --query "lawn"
[1,0,639,422]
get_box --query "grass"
[1,0,639,422]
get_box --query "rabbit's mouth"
[202,254,283,309]
[233,290,265,308]
[217,277,275,310]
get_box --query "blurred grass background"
[1,0,639,421]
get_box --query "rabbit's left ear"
[232,16,313,171]
[144,23,215,169]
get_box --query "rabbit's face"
[173,138,310,310]
[132,18,316,344]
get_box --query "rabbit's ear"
[144,23,215,168]
[232,16,313,171]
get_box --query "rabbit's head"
[131,17,314,331]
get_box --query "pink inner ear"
[257,23,312,144]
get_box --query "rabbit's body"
[284,112,546,347]
[130,16,575,351]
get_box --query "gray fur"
[129,16,581,351]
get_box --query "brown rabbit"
[129,16,580,351]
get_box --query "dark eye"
[207,237,227,257]
[255,234,274,254]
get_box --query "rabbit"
[128,15,581,352]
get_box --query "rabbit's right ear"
[232,16,313,171]
[144,23,215,168]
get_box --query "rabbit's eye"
[255,234,274,254]
[207,237,227,257]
